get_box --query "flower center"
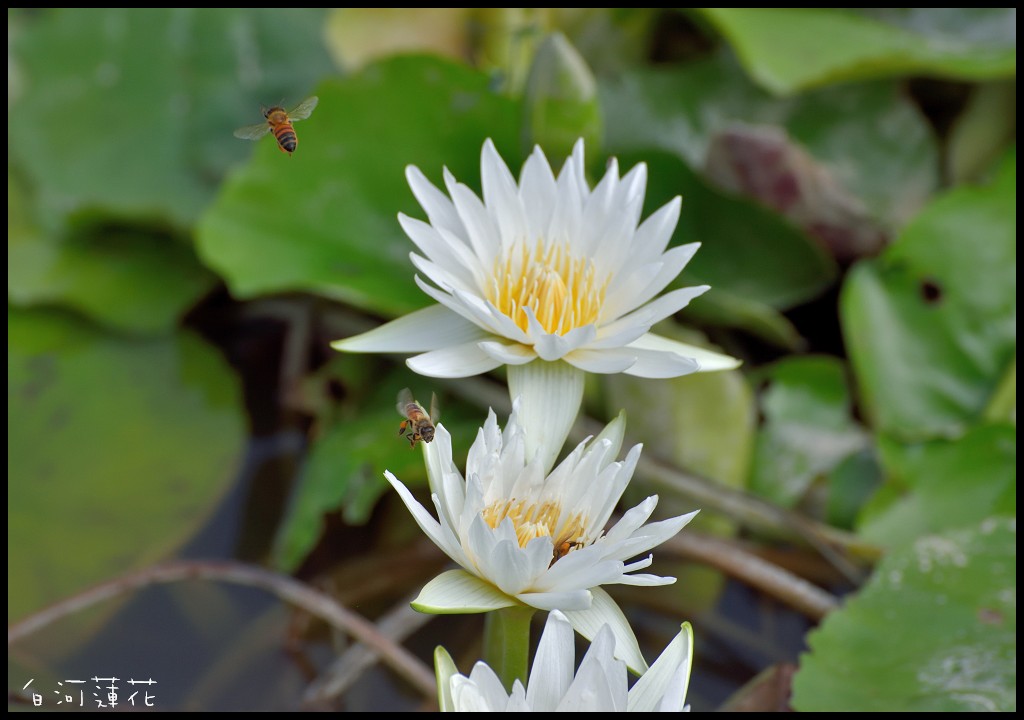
[482,498,588,562]
[487,239,608,336]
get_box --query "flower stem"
[483,605,537,691]
[507,360,584,474]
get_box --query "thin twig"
[7,560,436,702]
[662,531,840,621]
[303,592,435,708]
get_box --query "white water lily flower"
[435,609,694,712]
[334,138,739,471]
[385,404,698,673]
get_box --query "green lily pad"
[8,212,217,334]
[841,148,1016,440]
[793,517,1016,711]
[697,8,1016,95]
[600,53,938,232]
[10,8,336,227]
[8,308,245,621]
[625,149,837,311]
[196,55,521,313]
[858,425,1016,549]
[750,356,867,509]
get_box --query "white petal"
[557,624,627,711]
[413,274,501,335]
[515,588,593,612]
[631,243,702,306]
[606,243,702,320]
[383,471,455,557]
[451,676,498,712]
[331,304,485,353]
[598,260,665,326]
[613,511,700,560]
[628,622,693,712]
[411,569,516,613]
[615,572,677,587]
[563,587,648,674]
[464,662,514,710]
[620,346,702,379]
[481,138,529,246]
[518,146,558,241]
[406,341,505,378]
[631,195,681,265]
[410,252,475,295]
[591,412,627,468]
[507,360,585,474]
[478,340,537,365]
[601,285,710,337]
[530,321,597,362]
[423,424,465,527]
[525,611,576,710]
[399,213,483,285]
[603,496,660,545]
[628,332,742,372]
[447,175,500,268]
[563,347,638,374]
[405,165,465,240]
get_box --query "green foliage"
[858,425,1016,548]
[841,149,1016,440]
[10,8,336,227]
[696,8,1016,95]
[6,7,1016,711]
[749,356,867,509]
[196,55,521,310]
[7,308,245,621]
[793,517,1016,711]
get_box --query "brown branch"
[302,593,436,708]
[662,531,840,621]
[6,560,436,702]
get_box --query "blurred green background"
[8,8,1015,712]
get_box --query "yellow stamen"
[481,498,589,562]
[488,239,608,335]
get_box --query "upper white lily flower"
[385,404,699,673]
[334,139,739,471]
[435,609,694,712]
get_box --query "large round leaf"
[697,8,1016,95]
[8,308,245,621]
[10,8,336,226]
[793,517,1016,711]
[858,425,1016,548]
[8,199,217,334]
[196,55,521,313]
[841,149,1016,440]
[600,53,938,231]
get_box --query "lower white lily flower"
[435,609,694,712]
[385,404,699,673]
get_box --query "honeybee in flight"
[397,388,440,449]
[233,96,319,155]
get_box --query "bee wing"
[397,387,415,416]
[429,392,440,424]
[233,122,271,141]
[288,96,319,122]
